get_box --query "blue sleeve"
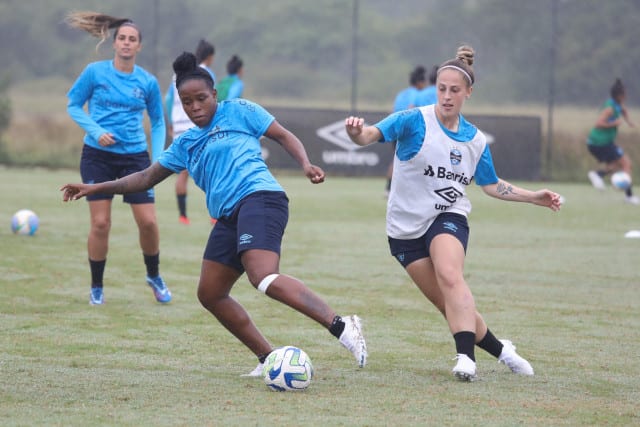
[227,79,244,99]
[158,134,186,173]
[474,145,499,186]
[375,110,418,142]
[146,78,167,162]
[374,109,425,161]
[164,84,174,123]
[67,65,108,141]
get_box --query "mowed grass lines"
[0,166,639,426]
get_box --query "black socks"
[329,315,346,338]
[453,331,476,361]
[476,329,504,359]
[144,253,160,278]
[177,194,187,217]
[89,259,106,288]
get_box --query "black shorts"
[80,145,154,203]
[388,212,469,268]
[203,191,289,273]
[587,142,624,163]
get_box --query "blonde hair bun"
[456,45,475,67]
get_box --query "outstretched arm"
[481,179,562,212]
[621,105,635,128]
[61,163,174,201]
[264,120,325,184]
[344,116,382,146]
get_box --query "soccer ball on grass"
[263,346,314,391]
[610,171,632,191]
[11,209,39,236]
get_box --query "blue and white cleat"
[89,287,104,305]
[145,275,172,304]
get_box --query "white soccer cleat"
[588,171,606,190]
[452,354,477,381]
[241,362,264,378]
[339,315,367,368]
[498,339,534,376]
[624,195,640,205]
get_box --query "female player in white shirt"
[345,45,562,381]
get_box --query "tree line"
[1,0,639,108]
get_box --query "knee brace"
[257,273,279,294]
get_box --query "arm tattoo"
[111,169,155,194]
[108,164,171,194]
[112,174,141,194]
[496,181,517,197]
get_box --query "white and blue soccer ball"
[11,209,39,236]
[263,346,314,392]
[611,171,632,191]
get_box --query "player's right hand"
[98,133,116,147]
[60,184,90,201]
[344,116,365,138]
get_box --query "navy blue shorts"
[203,191,289,273]
[587,142,624,163]
[80,145,154,203]
[388,212,469,268]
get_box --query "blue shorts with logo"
[587,141,624,163]
[203,191,289,273]
[388,212,469,268]
[80,145,154,203]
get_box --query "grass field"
[1,166,639,426]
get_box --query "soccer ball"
[263,346,314,391]
[11,209,39,236]
[611,171,632,191]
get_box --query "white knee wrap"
[257,274,279,294]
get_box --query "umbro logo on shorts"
[239,233,253,245]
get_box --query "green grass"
[1,166,639,426]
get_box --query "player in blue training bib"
[62,51,368,374]
[65,11,170,306]
[346,45,562,382]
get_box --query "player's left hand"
[532,190,562,211]
[304,164,325,184]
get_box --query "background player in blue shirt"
[62,51,367,375]
[385,66,428,196]
[393,65,427,112]
[346,45,562,381]
[414,65,438,107]
[65,11,170,306]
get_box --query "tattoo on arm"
[112,174,141,194]
[496,181,517,197]
[110,166,168,194]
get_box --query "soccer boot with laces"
[145,275,172,304]
[498,339,534,375]
[338,315,367,368]
[452,354,477,381]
